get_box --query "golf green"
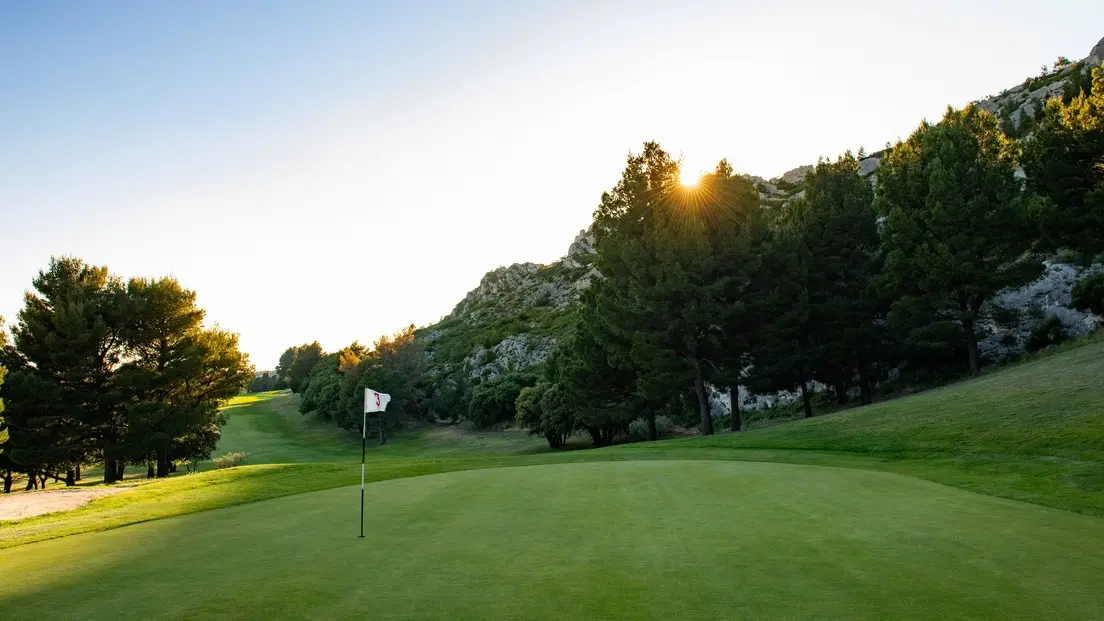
[4,461,1103,620]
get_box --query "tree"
[2,257,128,484]
[875,106,1043,375]
[248,372,275,393]
[300,354,342,419]
[2,259,252,484]
[590,145,759,435]
[1023,63,1104,262]
[744,231,817,418]
[1071,272,1104,316]
[287,342,323,393]
[549,295,638,447]
[276,346,300,387]
[467,371,535,428]
[515,382,574,448]
[0,316,12,493]
[786,153,885,405]
[118,277,254,477]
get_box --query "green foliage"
[1025,316,1069,353]
[590,146,762,434]
[0,317,10,492]
[285,342,324,393]
[515,381,574,448]
[1023,63,1104,261]
[759,152,885,413]
[291,326,431,436]
[467,371,536,428]
[298,354,341,419]
[875,106,1043,375]
[628,415,673,441]
[248,371,282,393]
[1071,272,1104,315]
[0,258,253,486]
[211,452,248,469]
[988,305,1022,329]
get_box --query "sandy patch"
[0,486,130,521]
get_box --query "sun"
[679,167,701,187]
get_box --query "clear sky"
[2,1,1102,369]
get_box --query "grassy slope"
[3,341,1102,549]
[3,461,1104,620]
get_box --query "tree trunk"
[104,457,117,484]
[147,460,155,479]
[858,362,873,405]
[799,379,813,418]
[2,472,11,494]
[75,464,81,481]
[25,471,36,491]
[115,461,126,482]
[602,428,616,446]
[587,426,600,446]
[964,316,981,376]
[65,469,75,486]
[729,386,741,432]
[169,463,177,473]
[39,472,48,488]
[156,444,170,478]
[693,361,713,436]
[647,411,657,441]
[834,378,848,405]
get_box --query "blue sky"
[2,1,1102,368]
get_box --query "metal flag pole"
[359,406,366,539]
[359,387,389,539]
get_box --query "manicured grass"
[4,340,1104,549]
[3,461,1103,621]
[212,391,364,464]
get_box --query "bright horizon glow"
[679,166,703,187]
[2,2,1102,369]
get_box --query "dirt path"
[0,486,131,521]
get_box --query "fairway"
[4,461,1103,621]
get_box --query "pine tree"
[3,258,128,484]
[876,107,1043,375]
[0,316,13,493]
[590,144,760,435]
[787,153,884,405]
[1023,63,1104,262]
[118,277,252,476]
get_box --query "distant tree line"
[0,258,253,491]
[274,326,429,436]
[279,66,1104,449]
[247,371,285,393]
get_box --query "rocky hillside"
[418,35,1104,408]
[418,230,597,382]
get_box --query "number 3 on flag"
[364,388,391,413]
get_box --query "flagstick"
[359,408,366,539]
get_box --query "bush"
[1071,272,1104,316]
[988,305,1022,329]
[212,452,248,470]
[628,415,675,441]
[467,371,537,428]
[1026,317,1069,353]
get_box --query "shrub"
[988,305,1022,329]
[1026,317,1069,353]
[628,415,675,441]
[212,452,248,470]
[1071,272,1104,316]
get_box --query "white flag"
[364,388,391,413]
